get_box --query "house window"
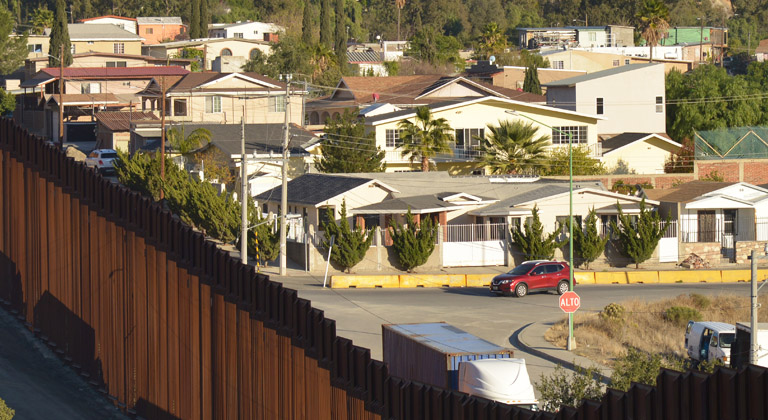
[625,59,630,65]
[28,44,43,53]
[358,214,380,229]
[234,32,244,38]
[552,60,564,69]
[724,209,737,235]
[173,99,187,116]
[589,32,597,41]
[318,206,334,230]
[106,61,127,67]
[205,96,222,113]
[113,42,125,54]
[80,83,101,94]
[552,126,587,144]
[656,96,663,113]
[556,216,583,233]
[385,129,402,147]
[71,44,77,54]
[221,48,233,56]
[262,203,268,215]
[612,59,620,67]
[601,214,619,237]
[596,98,604,115]
[455,128,484,151]
[269,95,286,112]
[146,28,154,34]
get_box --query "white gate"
[442,224,507,267]
[658,221,678,263]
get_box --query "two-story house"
[139,72,303,125]
[544,63,679,173]
[69,23,143,55]
[78,15,138,34]
[363,96,602,174]
[142,38,272,72]
[208,21,283,42]
[24,52,194,80]
[136,17,188,44]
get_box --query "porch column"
[356,215,365,230]
[384,215,393,246]
[413,213,421,226]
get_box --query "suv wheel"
[514,283,528,298]
[557,280,569,295]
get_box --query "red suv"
[490,261,572,297]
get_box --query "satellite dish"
[489,55,496,64]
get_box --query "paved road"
[274,275,752,383]
[0,308,128,420]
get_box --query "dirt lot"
[0,308,127,419]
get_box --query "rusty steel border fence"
[1,118,768,420]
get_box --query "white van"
[458,358,538,410]
[685,321,736,366]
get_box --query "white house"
[544,63,666,135]
[79,15,137,34]
[208,21,284,41]
[600,133,681,174]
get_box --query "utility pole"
[160,76,167,199]
[240,106,248,265]
[279,74,292,276]
[59,45,64,146]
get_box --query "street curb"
[513,322,612,384]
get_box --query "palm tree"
[475,120,550,175]
[636,0,670,63]
[397,106,453,172]
[167,125,212,155]
[478,22,507,59]
[395,0,405,41]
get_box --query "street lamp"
[506,109,576,350]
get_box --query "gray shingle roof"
[255,174,372,206]
[68,23,142,40]
[175,123,319,155]
[543,63,661,87]
[353,195,462,214]
[136,17,183,25]
[468,182,604,216]
[600,132,653,153]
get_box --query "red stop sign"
[559,291,580,313]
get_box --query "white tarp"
[458,358,538,406]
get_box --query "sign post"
[559,291,581,314]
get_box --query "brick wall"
[697,161,740,182]
[680,242,723,266]
[734,241,768,265]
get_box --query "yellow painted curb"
[659,270,721,283]
[627,271,659,284]
[400,274,466,288]
[466,274,495,288]
[594,272,627,284]
[574,272,595,285]
[330,275,400,288]
[722,270,750,283]
[760,269,768,281]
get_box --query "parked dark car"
[490,261,572,297]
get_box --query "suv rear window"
[545,264,563,273]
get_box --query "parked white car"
[85,149,119,174]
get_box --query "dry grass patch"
[545,293,768,366]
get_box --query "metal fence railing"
[444,223,507,243]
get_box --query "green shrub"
[664,306,701,327]
[390,209,437,272]
[599,303,626,322]
[689,293,711,309]
[610,347,664,391]
[535,364,604,412]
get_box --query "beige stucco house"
[364,96,602,174]
[24,52,194,80]
[79,15,138,34]
[142,38,272,71]
[140,72,303,126]
[465,63,586,93]
[540,49,693,74]
[600,133,680,174]
[68,23,143,56]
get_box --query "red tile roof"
[40,66,189,78]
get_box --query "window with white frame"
[80,83,101,94]
[596,97,604,115]
[173,99,187,116]
[385,129,402,147]
[205,96,222,113]
[552,60,564,69]
[106,61,127,67]
[145,28,154,34]
[551,126,588,144]
[656,96,664,113]
[589,32,597,41]
[455,128,484,150]
[625,59,630,65]
[612,59,620,67]
[269,95,286,112]
[28,44,43,53]
[113,42,125,54]
[234,32,244,38]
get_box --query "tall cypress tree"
[48,0,72,68]
[190,0,201,39]
[523,63,541,95]
[199,0,210,39]
[302,0,313,45]
[334,0,347,72]
[320,0,332,48]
